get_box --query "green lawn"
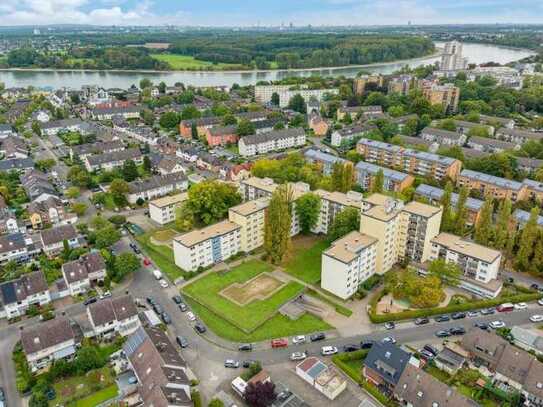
[183,260,305,332]
[136,232,186,281]
[185,297,331,342]
[50,367,115,407]
[150,54,241,70]
[283,236,329,284]
[73,385,118,407]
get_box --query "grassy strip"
[72,384,118,407]
[185,297,331,342]
[283,239,329,284]
[368,288,542,323]
[306,287,353,317]
[135,233,187,281]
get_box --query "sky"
[0,0,542,27]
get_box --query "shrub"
[360,274,382,291]
[191,390,202,407]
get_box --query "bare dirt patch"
[220,272,286,306]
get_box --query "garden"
[50,367,117,407]
[282,235,329,284]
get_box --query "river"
[0,42,535,89]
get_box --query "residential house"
[510,327,543,356]
[0,136,29,159]
[0,124,15,139]
[0,271,50,319]
[0,233,36,265]
[157,157,186,175]
[87,295,140,338]
[238,128,306,157]
[40,224,80,256]
[62,252,107,296]
[127,173,188,204]
[331,124,377,147]
[149,193,188,225]
[21,317,77,372]
[21,169,58,202]
[496,128,543,144]
[295,357,347,400]
[517,157,543,174]
[0,157,34,173]
[69,140,124,161]
[308,114,330,137]
[91,106,141,120]
[27,196,74,229]
[205,125,238,147]
[479,114,514,130]
[124,126,160,146]
[363,342,413,393]
[522,178,543,202]
[195,152,223,172]
[420,127,466,146]
[434,343,468,375]
[84,148,143,172]
[467,136,518,153]
[355,161,414,192]
[0,199,23,235]
[39,119,88,137]
[123,326,193,406]
[454,120,493,136]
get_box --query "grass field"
[50,367,115,407]
[136,231,186,281]
[283,235,329,284]
[73,385,118,407]
[151,54,240,70]
[183,260,305,332]
[152,228,178,245]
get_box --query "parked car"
[172,295,183,304]
[127,376,138,385]
[0,388,4,402]
[451,312,466,320]
[176,336,189,348]
[161,312,172,325]
[271,338,289,348]
[419,349,435,360]
[153,304,163,314]
[529,315,543,323]
[292,335,306,345]
[238,343,253,352]
[143,258,151,267]
[242,360,258,368]
[146,296,156,305]
[530,283,539,291]
[414,317,429,325]
[474,322,489,330]
[435,330,451,338]
[360,340,375,349]
[178,303,188,312]
[514,302,528,310]
[186,311,196,322]
[290,352,307,361]
[539,299,543,306]
[343,344,360,352]
[466,311,479,318]
[321,346,338,356]
[384,322,396,330]
[224,359,239,368]
[310,333,326,342]
[423,344,439,356]
[159,279,169,288]
[99,291,111,300]
[449,327,466,336]
[489,320,506,329]
[480,307,495,315]
[83,297,97,306]
[434,315,450,322]
[497,303,514,312]
[194,322,206,334]
[381,336,396,344]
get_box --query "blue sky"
[1,0,542,26]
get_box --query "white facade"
[127,176,188,204]
[254,85,339,107]
[312,190,363,234]
[148,193,188,225]
[238,130,306,157]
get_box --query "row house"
[415,184,484,226]
[179,116,221,139]
[336,105,383,121]
[205,125,239,147]
[0,203,23,235]
[238,128,306,157]
[91,106,141,120]
[457,169,527,202]
[356,138,462,181]
[149,193,188,225]
[479,114,515,130]
[195,152,223,172]
[428,233,502,298]
[27,196,75,229]
[124,126,160,146]
[0,157,34,173]
[295,357,347,400]
[61,252,107,296]
[39,224,81,256]
[69,140,124,161]
[522,178,543,202]
[219,162,252,182]
[87,295,140,338]
[304,149,347,176]
[0,124,15,139]
[0,233,38,265]
[355,161,414,193]
[517,157,543,174]
[420,127,466,146]
[0,271,50,319]
[84,148,143,172]
[496,128,543,145]
[21,169,58,203]
[330,124,377,147]
[513,208,543,230]
[21,317,77,372]
[39,119,88,137]
[127,173,188,204]
[176,145,199,162]
[156,157,186,175]
[453,120,493,136]
[466,136,518,153]
[124,326,193,406]
[0,136,28,159]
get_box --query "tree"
[287,94,306,114]
[191,122,198,140]
[494,198,512,251]
[516,207,540,272]
[271,92,280,106]
[295,193,321,234]
[65,186,80,199]
[208,400,225,407]
[139,78,152,89]
[159,112,180,129]
[264,185,292,264]
[427,258,461,286]
[70,202,87,216]
[109,179,129,206]
[180,105,201,120]
[158,81,166,94]
[186,181,242,225]
[328,207,360,242]
[474,196,494,246]
[371,169,384,193]
[74,345,107,374]
[67,165,91,188]
[31,121,42,136]
[35,158,56,172]
[244,381,277,407]
[122,160,139,182]
[140,108,155,125]
[468,125,490,139]
[111,252,140,282]
[143,155,152,173]
[439,119,456,131]
[95,225,121,249]
[175,203,194,232]
[331,162,354,193]
[222,114,237,126]
[453,186,469,236]
[237,119,256,137]
[440,182,454,232]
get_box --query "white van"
[153,269,163,280]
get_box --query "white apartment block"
[312,190,363,234]
[173,220,241,271]
[254,85,339,107]
[127,173,188,204]
[321,231,377,300]
[228,198,269,253]
[428,233,502,298]
[148,193,188,225]
[238,128,306,157]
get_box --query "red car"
[271,338,288,348]
[143,258,151,267]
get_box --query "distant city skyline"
[0,0,542,27]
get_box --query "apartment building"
[330,124,377,147]
[357,138,462,181]
[421,83,460,113]
[336,105,383,121]
[205,125,239,147]
[321,231,377,299]
[179,116,222,139]
[429,233,502,298]
[304,149,347,176]
[353,75,384,96]
[238,128,306,157]
[21,317,77,372]
[228,198,269,253]
[420,127,466,146]
[87,295,140,338]
[254,85,339,107]
[84,148,143,172]
[173,220,241,271]
[415,184,484,226]
[522,178,543,202]
[61,252,107,296]
[457,169,527,202]
[149,193,188,225]
[387,75,415,95]
[0,271,51,319]
[313,190,363,234]
[355,161,414,193]
[127,173,188,204]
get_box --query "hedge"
[368,288,542,323]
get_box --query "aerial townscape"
[1,5,543,407]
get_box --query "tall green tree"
[327,207,360,242]
[453,186,469,236]
[440,182,454,232]
[271,92,280,106]
[122,159,138,182]
[237,119,256,136]
[494,198,512,251]
[109,179,129,206]
[295,193,321,234]
[143,155,152,173]
[516,207,540,272]
[191,122,198,140]
[371,169,384,193]
[287,94,306,114]
[474,196,494,246]
[264,185,292,264]
[427,258,461,286]
[186,181,241,225]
